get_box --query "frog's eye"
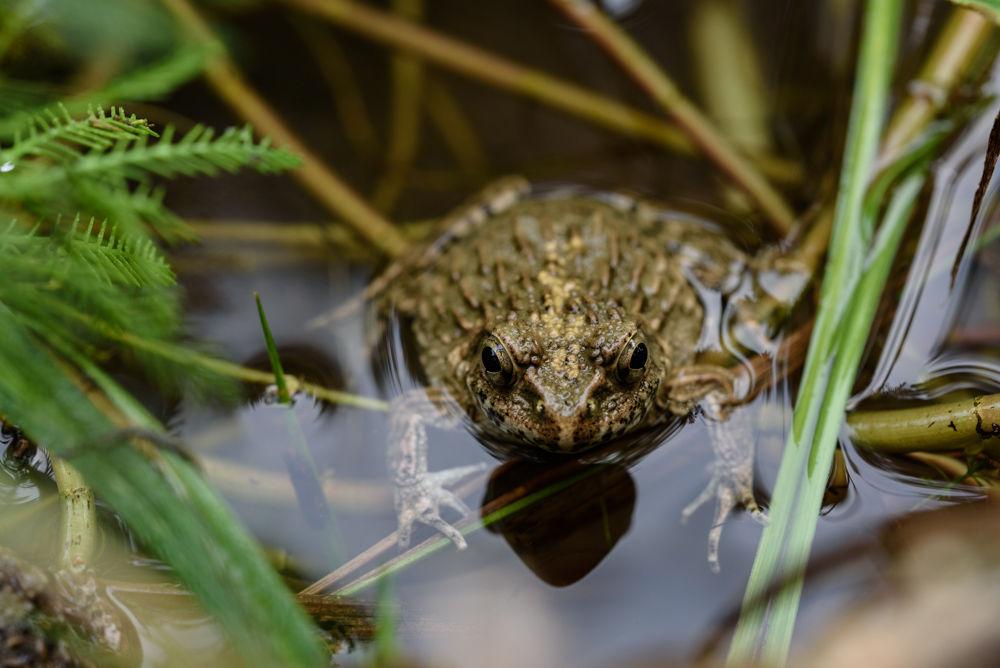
[616,338,648,385]
[481,336,515,388]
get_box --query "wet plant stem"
[159,0,409,258]
[33,292,390,411]
[848,392,1000,455]
[50,458,96,574]
[198,454,392,512]
[546,0,795,235]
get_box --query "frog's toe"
[426,462,489,488]
[396,485,469,550]
[682,471,766,572]
[396,504,417,549]
[395,464,487,551]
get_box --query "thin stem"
[158,0,409,258]
[198,453,392,512]
[546,0,795,235]
[289,16,380,163]
[424,75,489,183]
[370,0,426,213]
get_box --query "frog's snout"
[522,366,608,452]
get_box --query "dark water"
[4,0,1000,665]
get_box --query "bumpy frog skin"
[377,177,768,571]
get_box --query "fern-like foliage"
[0,105,300,241]
[0,105,157,164]
[0,216,175,287]
[0,215,180,383]
[0,45,216,140]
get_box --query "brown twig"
[159,0,409,258]
[546,0,796,236]
[275,0,695,155]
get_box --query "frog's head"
[464,317,665,453]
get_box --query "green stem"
[729,1,904,663]
[848,392,1000,453]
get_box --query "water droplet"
[0,162,14,173]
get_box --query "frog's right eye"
[481,336,514,388]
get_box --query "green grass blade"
[727,0,904,663]
[761,172,925,664]
[0,313,325,666]
[255,292,290,403]
[255,292,347,560]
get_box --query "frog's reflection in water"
[482,460,635,587]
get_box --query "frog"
[373,176,770,571]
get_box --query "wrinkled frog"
[374,177,770,571]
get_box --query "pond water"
[3,0,1000,665]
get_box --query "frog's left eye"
[616,338,648,385]
[481,336,515,388]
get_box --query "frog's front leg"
[666,368,769,572]
[389,389,487,550]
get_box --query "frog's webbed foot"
[395,464,486,549]
[671,379,769,572]
[681,454,769,573]
[389,390,487,550]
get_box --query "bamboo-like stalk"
[158,0,409,258]
[546,0,795,235]
[881,7,995,164]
